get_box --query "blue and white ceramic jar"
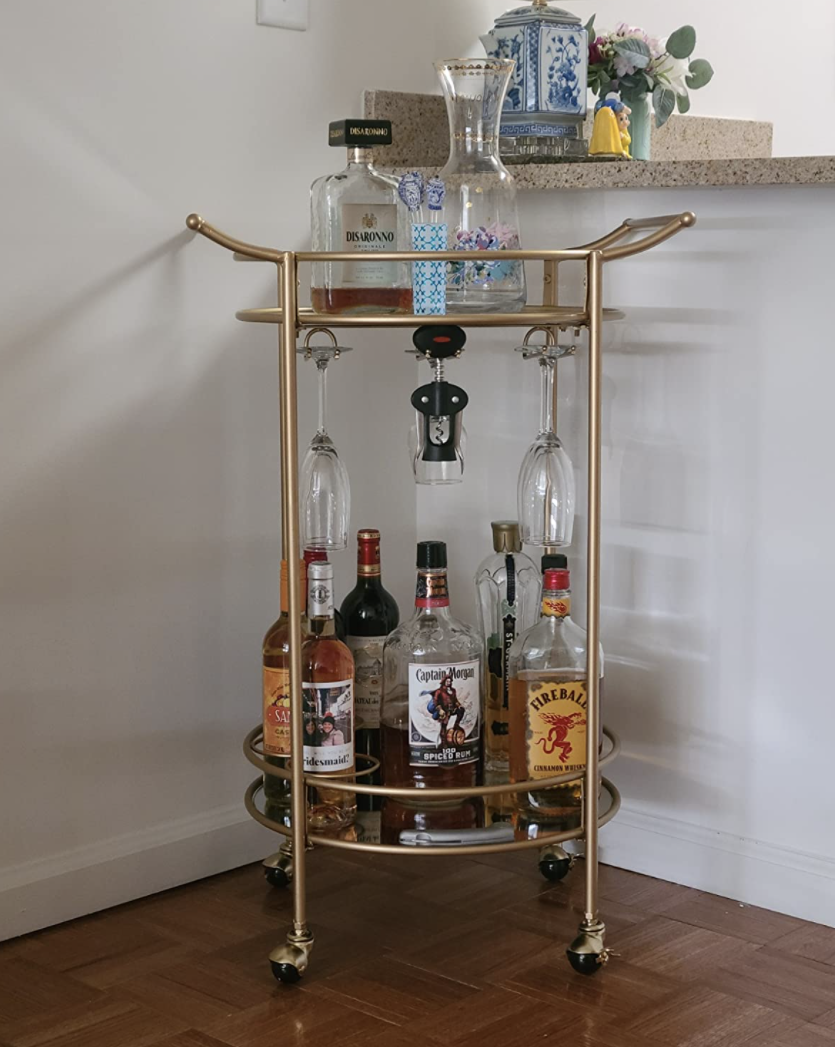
[480,0,588,141]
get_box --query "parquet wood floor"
[2,851,835,1047]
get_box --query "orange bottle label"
[263,666,291,756]
[526,679,587,780]
[542,595,570,618]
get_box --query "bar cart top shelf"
[236,305,626,327]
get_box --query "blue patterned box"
[411,222,447,316]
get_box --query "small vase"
[435,58,527,314]
[628,95,652,161]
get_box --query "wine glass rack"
[185,210,696,983]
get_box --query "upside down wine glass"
[517,352,575,547]
[300,346,350,551]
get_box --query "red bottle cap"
[544,568,570,591]
[357,529,381,567]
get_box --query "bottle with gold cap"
[475,522,541,782]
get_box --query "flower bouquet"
[586,20,714,128]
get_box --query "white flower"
[656,52,690,96]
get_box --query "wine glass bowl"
[517,432,575,547]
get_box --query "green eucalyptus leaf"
[653,85,676,127]
[666,25,696,60]
[676,92,691,114]
[613,37,651,69]
[585,15,596,38]
[686,58,714,90]
[643,71,655,91]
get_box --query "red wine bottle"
[340,530,400,838]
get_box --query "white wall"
[418,185,835,925]
[446,0,835,156]
[0,0,438,939]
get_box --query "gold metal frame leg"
[275,251,314,980]
[568,249,608,976]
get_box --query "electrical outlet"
[256,0,308,32]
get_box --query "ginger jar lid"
[493,1,582,28]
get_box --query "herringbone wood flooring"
[3,852,835,1046]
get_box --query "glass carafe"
[435,59,527,314]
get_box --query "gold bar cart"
[185,210,696,982]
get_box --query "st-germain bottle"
[301,561,356,831]
[475,521,541,783]
[508,560,604,828]
[340,529,400,842]
[310,119,412,315]
[381,541,483,838]
[262,559,306,823]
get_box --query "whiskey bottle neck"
[415,568,450,611]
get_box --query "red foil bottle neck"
[357,529,381,575]
[544,568,570,591]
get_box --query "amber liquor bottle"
[340,530,400,841]
[310,119,412,315]
[508,562,604,828]
[381,541,483,839]
[261,559,308,822]
[301,561,356,831]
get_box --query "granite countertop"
[364,90,835,190]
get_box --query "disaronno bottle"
[310,119,412,315]
[507,560,604,827]
[340,529,400,842]
[381,542,483,839]
[474,521,540,782]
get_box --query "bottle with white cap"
[301,560,356,831]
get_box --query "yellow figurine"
[589,97,632,159]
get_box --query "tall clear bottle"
[475,522,541,783]
[301,561,356,831]
[381,541,484,839]
[507,560,604,828]
[310,119,412,315]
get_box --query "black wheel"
[539,857,572,882]
[264,865,290,889]
[271,960,301,984]
[566,949,603,976]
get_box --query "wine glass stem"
[540,358,557,435]
[317,360,328,437]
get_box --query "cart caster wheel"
[264,865,291,889]
[268,939,311,985]
[566,922,608,976]
[538,845,573,882]
[566,949,604,976]
[539,857,572,882]
[270,960,301,984]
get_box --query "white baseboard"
[601,806,835,927]
[1,805,276,941]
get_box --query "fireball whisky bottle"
[507,561,604,827]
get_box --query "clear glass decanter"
[435,59,527,313]
[475,522,541,782]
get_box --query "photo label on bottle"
[263,666,291,757]
[347,636,384,730]
[523,679,587,779]
[408,661,480,767]
[302,678,354,773]
[341,203,397,286]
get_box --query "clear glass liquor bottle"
[507,562,604,827]
[301,561,356,831]
[475,522,541,783]
[381,542,483,840]
[310,120,412,315]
